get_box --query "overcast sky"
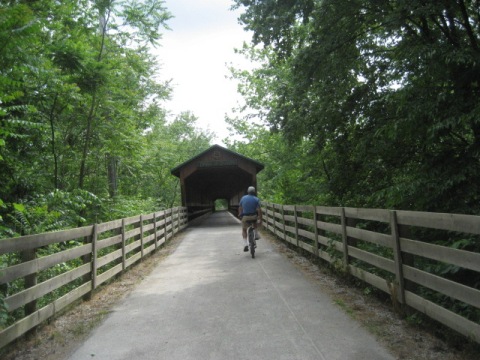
[157,0,253,144]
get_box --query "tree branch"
[458,0,479,50]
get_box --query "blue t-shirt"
[239,194,260,215]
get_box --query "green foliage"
[0,249,23,326]
[102,196,159,221]
[228,0,480,327]
[231,0,480,215]
[139,111,213,207]
[118,0,172,46]
[0,0,213,239]
[0,0,214,340]
[215,199,228,211]
[224,117,329,205]
[0,3,40,154]
[405,312,424,327]
[5,189,101,237]
[0,293,8,330]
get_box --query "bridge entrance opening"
[171,145,264,220]
[215,199,228,211]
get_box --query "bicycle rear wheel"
[248,226,255,258]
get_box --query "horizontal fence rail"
[0,207,188,349]
[262,202,480,344]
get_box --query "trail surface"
[69,211,394,360]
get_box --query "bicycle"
[246,219,256,258]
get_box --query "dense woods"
[228,0,480,217]
[0,0,212,239]
[225,1,480,332]
[1,0,480,342]
[4,0,479,253]
[0,0,214,331]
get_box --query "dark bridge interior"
[171,145,264,218]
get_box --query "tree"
[0,0,189,234]
[232,0,480,213]
[140,111,213,207]
[224,115,328,205]
[0,0,173,196]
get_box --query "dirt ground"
[1,230,478,360]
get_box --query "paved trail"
[69,211,394,360]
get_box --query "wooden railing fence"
[2,203,479,348]
[0,207,188,349]
[262,202,480,344]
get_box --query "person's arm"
[238,205,243,218]
[256,201,262,223]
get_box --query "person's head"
[247,186,256,195]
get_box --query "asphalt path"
[68,211,394,360]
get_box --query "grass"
[333,298,355,317]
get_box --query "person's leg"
[244,216,258,247]
[241,219,248,251]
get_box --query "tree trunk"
[48,93,59,189]
[78,4,109,189]
[78,92,97,189]
[107,153,118,198]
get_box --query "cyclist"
[238,186,262,252]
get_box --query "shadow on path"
[189,210,239,228]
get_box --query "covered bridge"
[171,145,264,218]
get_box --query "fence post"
[82,232,93,301]
[121,218,126,270]
[267,203,275,231]
[140,215,144,259]
[340,207,349,269]
[272,203,278,236]
[91,223,98,291]
[313,206,319,257]
[176,207,180,232]
[163,210,168,242]
[178,207,181,230]
[177,208,180,231]
[294,205,299,248]
[179,208,183,229]
[264,202,269,230]
[281,205,287,242]
[173,208,176,235]
[153,212,158,249]
[390,210,405,305]
[21,248,37,328]
[171,208,175,237]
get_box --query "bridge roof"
[170,144,264,177]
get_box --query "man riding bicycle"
[238,186,262,252]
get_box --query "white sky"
[156,0,253,144]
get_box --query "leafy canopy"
[231,0,480,213]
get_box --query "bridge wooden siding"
[171,145,264,218]
[0,207,188,349]
[262,202,480,344]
